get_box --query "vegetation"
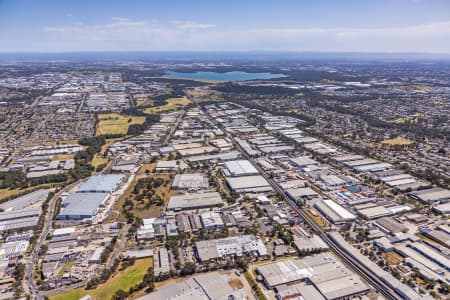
[144,97,191,114]
[96,113,146,136]
[50,258,153,300]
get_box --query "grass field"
[96,113,146,136]
[50,258,152,300]
[394,117,417,124]
[144,97,190,114]
[306,209,329,229]
[381,137,413,146]
[135,96,154,107]
[91,156,108,168]
[382,252,403,265]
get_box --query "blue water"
[163,71,286,82]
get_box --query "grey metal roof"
[58,192,109,219]
[77,174,124,193]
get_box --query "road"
[207,111,402,300]
[24,180,81,300]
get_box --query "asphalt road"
[25,181,80,300]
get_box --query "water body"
[163,71,286,82]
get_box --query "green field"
[381,137,413,146]
[96,113,146,136]
[50,258,152,300]
[144,97,190,114]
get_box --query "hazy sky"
[1,0,450,53]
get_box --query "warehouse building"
[256,253,369,299]
[223,160,259,177]
[290,156,319,168]
[172,173,209,190]
[195,235,267,262]
[166,192,224,212]
[77,174,124,193]
[226,175,273,193]
[0,189,50,212]
[57,192,109,221]
[136,272,248,300]
[314,199,356,223]
[0,208,41,233]
[200,211,224,230]
[410,188,450,203]
[286,187,319,201]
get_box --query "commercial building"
[314,199,356,223]
[172,173,209,190]
[195,235,267,262]
[226,175,273,193]
[223,160,259,177]
[166,192,224,212]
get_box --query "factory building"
[314,199,356,223]
[226,175,273,193]
[195,235,267,262]
[223,160,259,177]
[172,173,209,190]
[256,253,369,299]
[166,192,224,212]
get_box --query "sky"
[1,0,450,53]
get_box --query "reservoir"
[163,71,286,82]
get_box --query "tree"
[111,289,128,300]
[181,262,196,276]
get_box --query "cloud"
[41,18,450,53]
[172,21,216,30]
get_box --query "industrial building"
[200,211,224,230]
[286,187,319,201]
[0,189,49,212]
[327,232,426,300]
[410,188,450,203]
[226,175,273,193]
[172,173,209,190]
[314,199,356,223]
[136,272,249,300]
[195,235,267,262]
[166,192,224,212]
[77,174,124,193]
[57,174,124,221]
[223,159,259,176]
[0,208,41,233]
[57,192,109,221]
[256,253,369,299]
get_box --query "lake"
[163,71,286,82]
